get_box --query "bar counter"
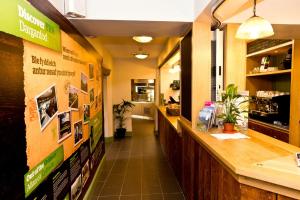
[157,106,300,199]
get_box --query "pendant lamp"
[236,0,274,39]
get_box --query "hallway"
[88,119,185,200]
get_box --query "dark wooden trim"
[158,42,180,69]
[27,0,102,63]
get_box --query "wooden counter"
[157,106,179,130]
[179,118,300,199]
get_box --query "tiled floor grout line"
[118,139,132,199]
[96,143,122,199]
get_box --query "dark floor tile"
[96,170,110,181]
[163,193,185,200]
[160,180,182,193]
[100,186,122,196]
[121,183,141,195]
[142,194,164,200]
[120,194,141,200]
[98,196,120,200]
[88,181,103,196]
[86,195,98,200]
[142,184,161,194]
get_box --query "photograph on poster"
[57,110,72,143]
[89,64,94,80]
[81,160,90,187]
[71,175,82,200]
[81,73,88,93]
[35,84,58,130]
[83,104,90,124]
[74,120,83,146]
[89,88,94,104]
[69,85,79,110]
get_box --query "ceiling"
[68,19,191,61]
[224,0,300,24]
[87,36,168,59]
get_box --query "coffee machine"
[249,94,290,126]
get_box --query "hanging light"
[236,0,274,40]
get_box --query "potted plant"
[218,84,247,133]
[113,100,135,138]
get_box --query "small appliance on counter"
[249,91,290,127]
[166,103,180,116]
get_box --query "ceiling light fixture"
[134,53,149,59]
[236,0,274,40]
[133,47,149,59]
[132,36,153,43]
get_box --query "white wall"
[112,58,157,132]
[86,0,194,22]
[48,0,214,22]
[160,67,180,103]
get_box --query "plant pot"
[115,128,126,138]
[223,123,235,133]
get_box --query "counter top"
[157,106,179,131]
[178,118,300,198]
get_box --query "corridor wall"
[0,1,105,199]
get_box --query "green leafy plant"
[218,84,247,124]
[113,100,135,129]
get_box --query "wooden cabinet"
[157,111,182,185]
[158,110,298,199]
[248,119,289,143]
[180,124,297,200]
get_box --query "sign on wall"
[0,0,61,51]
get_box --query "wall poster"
[22,30,104,198]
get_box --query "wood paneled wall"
[191,20,212,128]
[224,24,247,90]
[290,39,300,146]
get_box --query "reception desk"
[157,107,300,200]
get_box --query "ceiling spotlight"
[132,36,153,43]
[134,53,149,59]
[236,0,274,39]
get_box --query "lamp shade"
[133,36,153,43]
[236,16,274,39]
[134,53,149,59]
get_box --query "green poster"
[89,111,103,152]
[0,0,61,51]
[24,146,64,197]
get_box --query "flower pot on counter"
[223,123,235,133]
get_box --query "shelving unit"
[246,69,291,77]
[246,40,294,142]
[246,41,293,96]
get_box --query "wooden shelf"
[246,41,293,58]
[246,69,291,77]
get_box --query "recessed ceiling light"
[133,53,149,59]
[132,36,153,43]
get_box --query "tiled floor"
[87,119,185,200]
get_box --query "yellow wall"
[87,37,115,138]
[112,58,158,131]
[191,20,212,128]
[158,37,181,66]
[224,24,247,90]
